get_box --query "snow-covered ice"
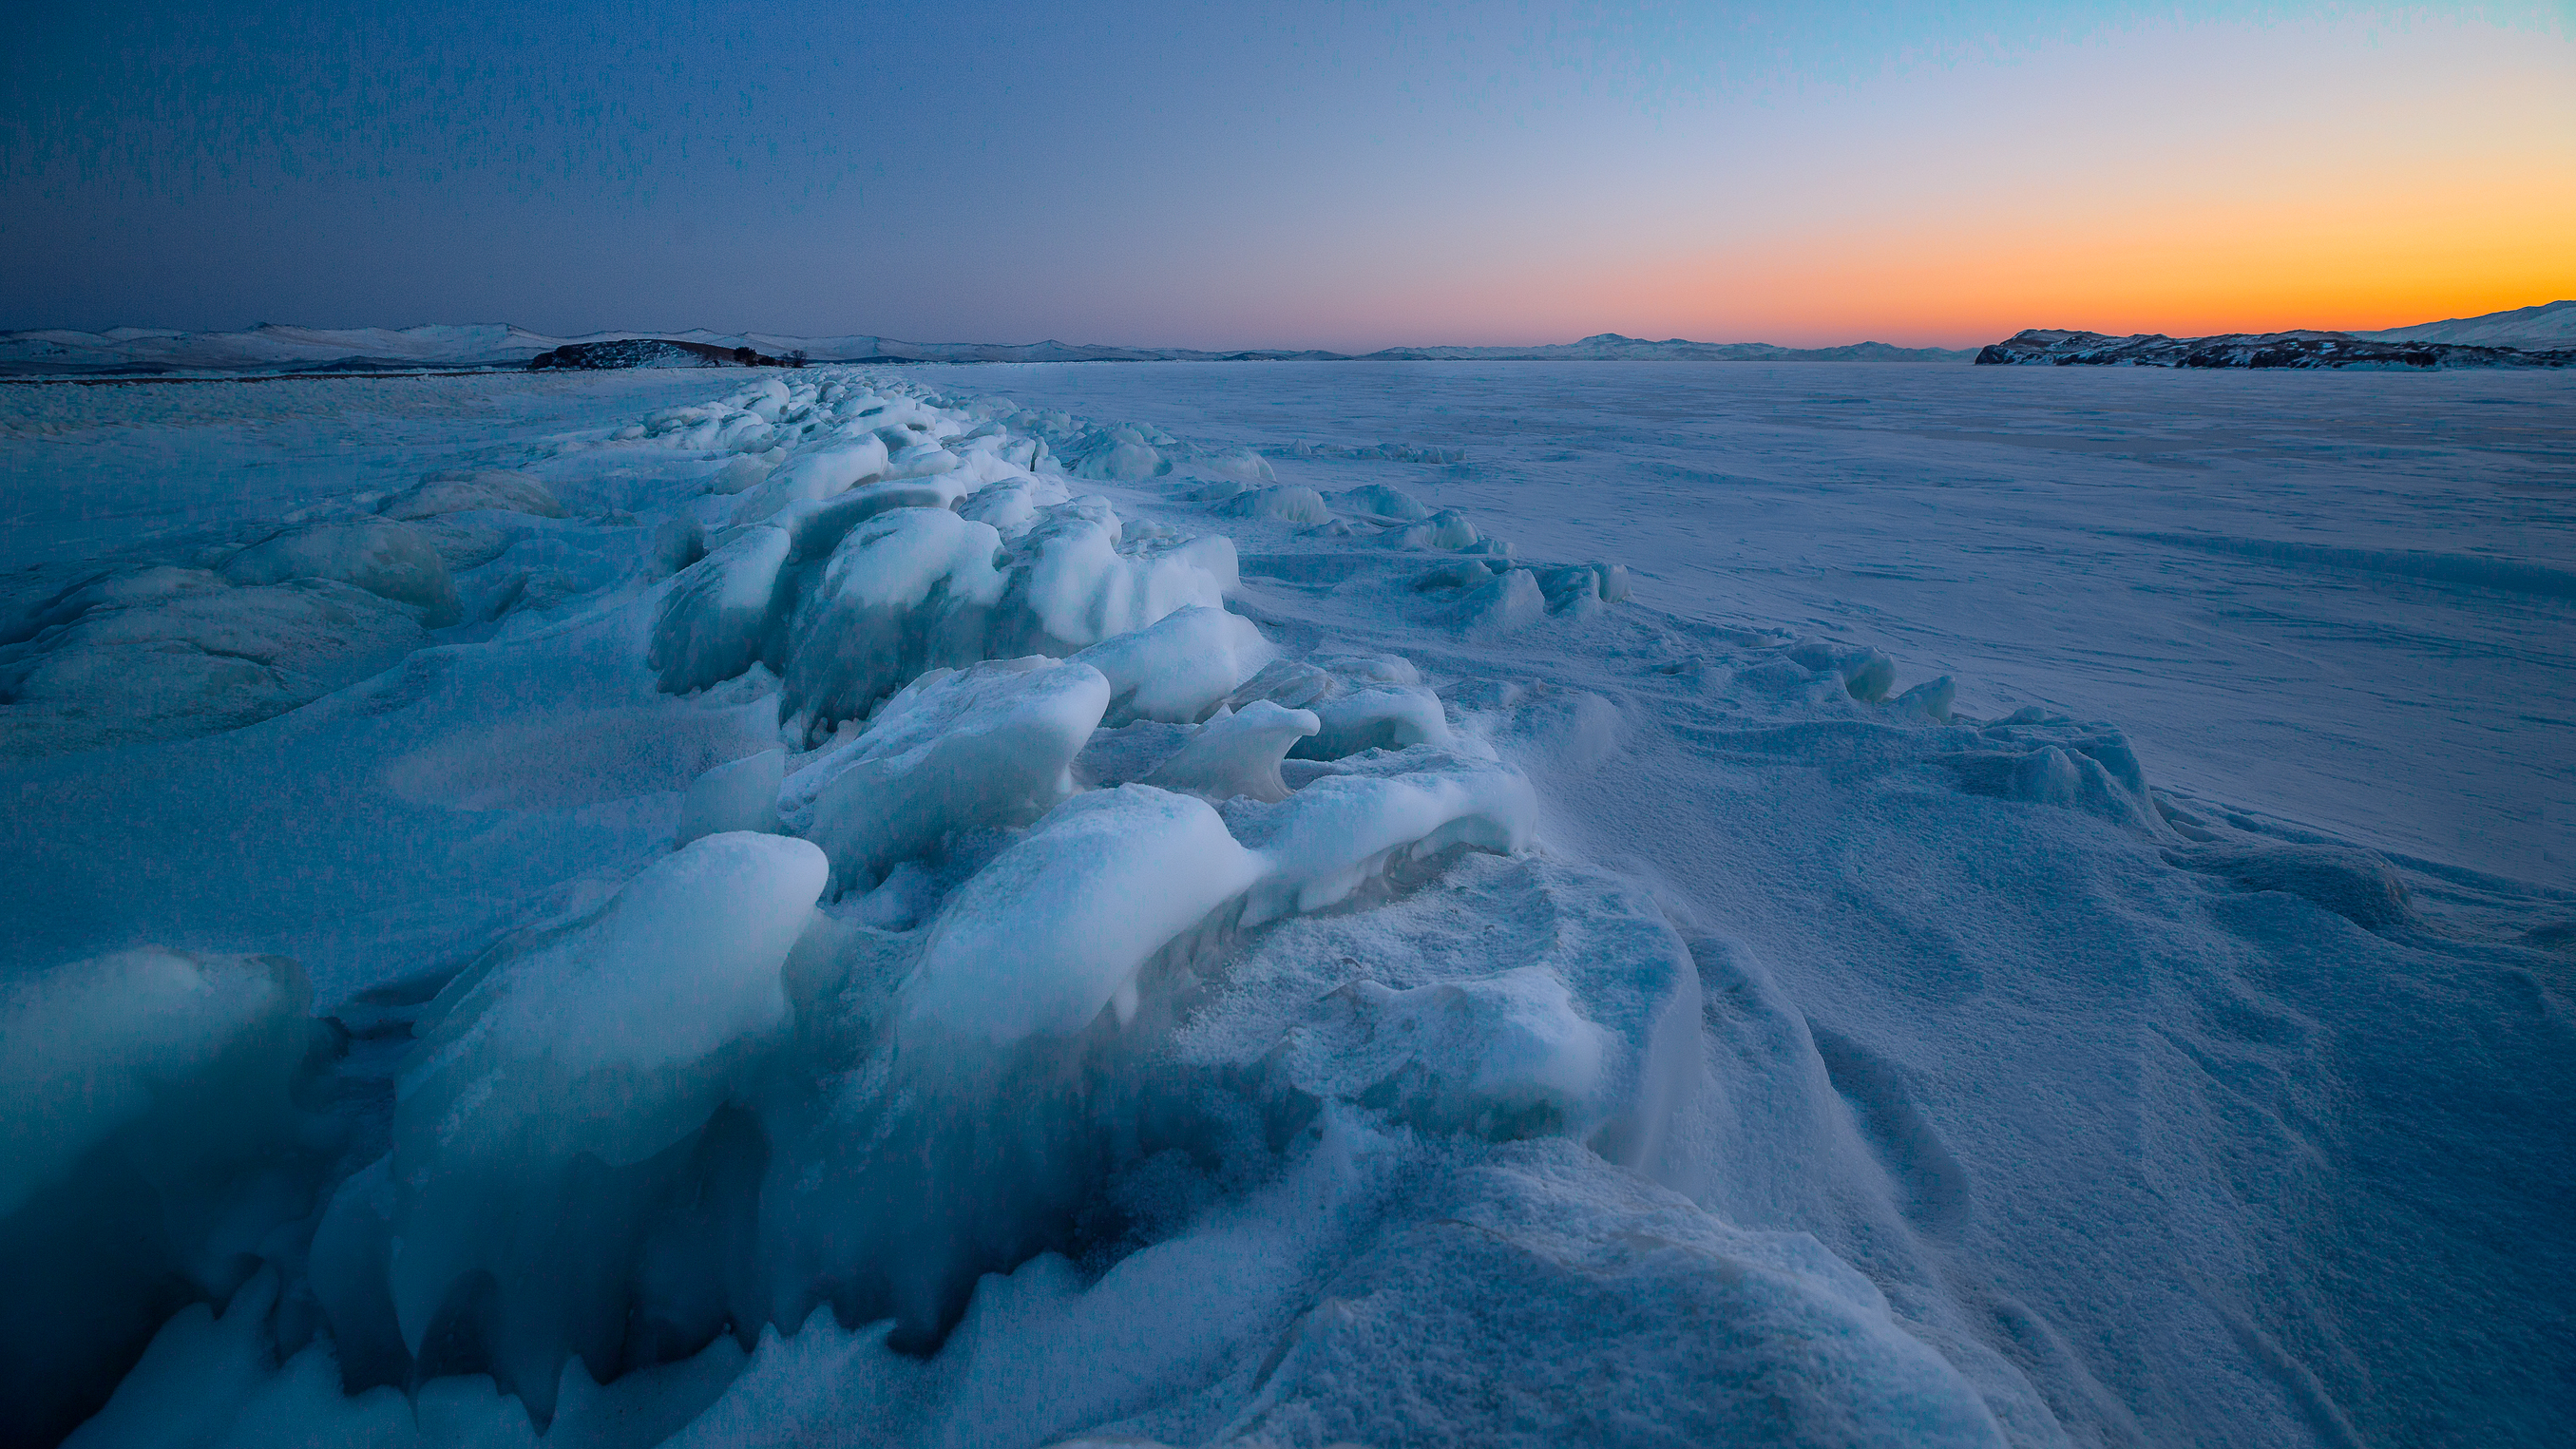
[0,360,2568,1449]
[929,360,2574,888]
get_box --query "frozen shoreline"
[2,366,2568,1448]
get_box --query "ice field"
[922,361,2576,889]
[1,362,2569,1449]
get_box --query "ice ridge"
[9,366,2244,1449]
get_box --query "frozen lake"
[912,360,2576,889]
[2,362,2566,1449]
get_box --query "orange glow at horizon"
[1647,179,2576,347]
[1440,170,2576,350]
[1218,172,2575,352]
[1651,228,2570,350]
[1215,30,2576,353]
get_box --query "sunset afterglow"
[6,1,2570,346]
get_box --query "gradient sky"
[4,1,2569,348]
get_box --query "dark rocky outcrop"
[1975,328,2575,370]
[525,339,805,371]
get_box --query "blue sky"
[4,1,2568,346]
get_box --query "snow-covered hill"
[2361,298,2576,349]
[0,323,569,376]
[1975,327,2573,369]
[1974,301,2576,369]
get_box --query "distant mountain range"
[0,324,1973,378]
[4,301,2567,377]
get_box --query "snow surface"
[0,361,2568,1449]
[911,360,2576,889]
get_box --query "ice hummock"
[793,658,1107,895]
[14,372,1733,1445]
[305,835,827,1413]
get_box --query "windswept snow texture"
[930,360,2575,891]
[0,361,2569,1449]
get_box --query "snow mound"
[1292,684,1456,760]
[0,568,432,759]
[1198,447,1274,484]
[1,949,326,1444]
[906,785,1268,1044]
[219,521,462,626]
[1143,700,1319,803]
[792,658,1107,894]
[649,526,792,695]
[2174,842,2415,928]
[676,749,783,846]
[378,471,565,523]
[1234,749,1536,921]
[620,383,1242,754]
[777,507,1007,740]
[956,472,1075,540]
[1223,1140,2003,1448]
[1386,507,1481,551]
[1060,424,1173,481]
[313,833,827,1418]
[771,475,973,562]
[1071,605,1275,726]
[758,490,1233,742]
[0,946,315,1232]
[1935,716,2161,830]
[999,501,1236,653]
[1216,486,1330,524]
[724,436,893,526]
[1286,968,1608,1138]
[1336,483,1434,521]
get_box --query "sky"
[2,1,2569,349]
